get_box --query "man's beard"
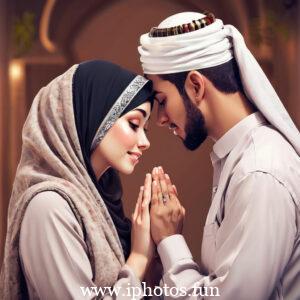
[181,90,208,151]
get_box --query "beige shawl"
[0,65,125,299]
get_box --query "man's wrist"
[157,234,193,271]
[154,234,168,245]
[154,231,179,245]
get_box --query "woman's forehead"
[124,102,151,119]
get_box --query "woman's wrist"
[126,253,150,280]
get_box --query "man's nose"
[156,109,169,127]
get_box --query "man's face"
[148,75,207,150]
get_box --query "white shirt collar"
[211,112,266,161]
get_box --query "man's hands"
[127,167,185,280]
[150,166,185,245]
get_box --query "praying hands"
[129,167,185,283]
[149,166,185,245]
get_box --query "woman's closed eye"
[129,121,149,135]
[129,121,139,131]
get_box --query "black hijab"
[72,60,154,259]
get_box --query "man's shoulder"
[225,125,300,205]
[251,125,298,170]
[234,125,300,182]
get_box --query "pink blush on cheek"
[109,121,136,149]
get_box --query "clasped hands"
[127,166,185,280]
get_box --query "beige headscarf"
[0,64,146,299]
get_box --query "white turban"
[138,12,300,155]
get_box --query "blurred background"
[0,0,299,266]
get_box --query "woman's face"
[91,102,151,177]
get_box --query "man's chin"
[183,134,207,151]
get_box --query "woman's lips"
[127,152,141,164]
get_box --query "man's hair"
[159,59,244,96]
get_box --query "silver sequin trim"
[91,75,149,151]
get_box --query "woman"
[0,60,156,299]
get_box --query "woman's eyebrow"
[133,108,147,118]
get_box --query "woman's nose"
[138,131,150,151]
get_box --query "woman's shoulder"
[22,190,80,230]
[19,192,91,296]
[27,191,72,215]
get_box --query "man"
[138,12,300,299]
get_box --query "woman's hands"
[126,174,155,280]
[150,166,185,245]
[127,167,185,280]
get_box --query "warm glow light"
[40,0,57,52]
[9,61,23,80]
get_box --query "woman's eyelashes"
[129,120,148,134]
[129,121,139,131]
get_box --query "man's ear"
[184,71,205,106]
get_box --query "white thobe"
[157,112,300,299]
